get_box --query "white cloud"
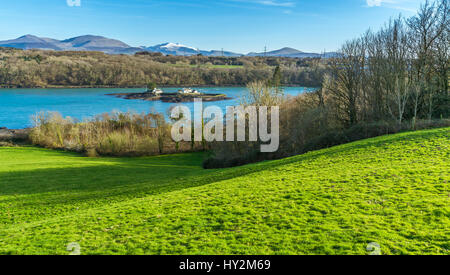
[229,0,295,8]
[67,0,81,7]
[367,0,384,7]
[365,0,420,12]
[256,1,295,7]
[366,0,400,7]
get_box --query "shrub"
[29,111,201,157]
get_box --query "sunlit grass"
[0,128,448,255]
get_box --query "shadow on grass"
[0,128,445,200]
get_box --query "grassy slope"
[0,128,448,255]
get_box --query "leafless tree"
[326,38,366,126]
[407,0,449,119]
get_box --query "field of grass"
[0,128,448,255]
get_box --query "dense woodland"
[0,48,326,88]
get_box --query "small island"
[107,86,232,103]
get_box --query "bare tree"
[411,80,424,129]
[326,38,366,126]
[380,18,411,124]
[407,0,449,119]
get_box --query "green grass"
[0,128,449,255]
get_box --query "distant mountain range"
[0,35,336,58]
[0,35,142,54]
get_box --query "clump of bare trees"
[205,0,449,168]
[29,111,204,157]
[324,0,449,126]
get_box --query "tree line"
[0,47,325,88]
[204,0,449,168]
[324,0,449,125]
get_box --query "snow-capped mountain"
[145,42,242,57]
[146,42,200,56]
[161,42,199,52]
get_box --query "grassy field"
[0,128,448,255]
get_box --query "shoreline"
[0,84,316,89]
[0,127,30,141]
[108,91,233,103]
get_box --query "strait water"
[0,87,314,129]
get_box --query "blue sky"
[0,0,424,53]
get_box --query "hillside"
[0,47,325,88]
[0,35,142,54]
[0,128,448,255]
[247,47,337,58]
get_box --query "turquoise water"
[0,87,313,129]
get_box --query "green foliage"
[0,128,448,254]
[269,65,282,88]
[147,82,157,91]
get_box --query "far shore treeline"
[0,48,325,88]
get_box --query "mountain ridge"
[0,34,336,58]
[145,42,242,57]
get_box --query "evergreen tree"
[147,82,157,91]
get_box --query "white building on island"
[178,88,200,94]
[152,88,163,95]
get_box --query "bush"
[29,111,201,157]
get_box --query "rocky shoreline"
[107,92,232,103]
